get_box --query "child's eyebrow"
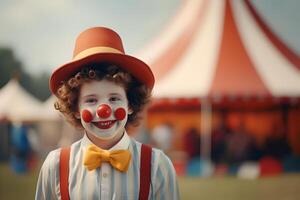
[109,93,122,96]
[82,94,97,99]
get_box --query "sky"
[0,0,300,76]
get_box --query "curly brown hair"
[54,63,152,129]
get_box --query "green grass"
[179,175,300,200]
[1,163,300,199]
[0,163,39,200]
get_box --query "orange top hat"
[50,27,155,94]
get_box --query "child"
[35,27,179,200]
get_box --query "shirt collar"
[81,131,130,151]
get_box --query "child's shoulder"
[41,148,61,171]
[36,148,62,182]
[42,139,82,166]
[130,139,176,178]
[130,138,168,161]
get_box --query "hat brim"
[50,53,155,94]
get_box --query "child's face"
[77,79,131,140]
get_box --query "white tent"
[0,79,43,122]
[41,95,61,121]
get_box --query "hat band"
[73,46,123,61]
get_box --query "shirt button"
[103,173,108,178]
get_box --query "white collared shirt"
[35,132,180,200]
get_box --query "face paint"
[97,104,112,119]
[82,109,93,123]
[93,104,115,129]
[114,107,126,121]
[78,80,129,140]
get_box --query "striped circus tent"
[136,0,300,162]
[137,0,300,102]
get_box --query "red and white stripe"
[136,0,300,100]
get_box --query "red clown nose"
[97,104,112,119]
[114,107,126,120]
[82,109,93,123]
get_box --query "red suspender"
[59,147,70,200]
[59,144,152,200]
[139,144,152,200]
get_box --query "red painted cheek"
[82,109,93,123]
[97,104,112,118]
[114,108,126,120]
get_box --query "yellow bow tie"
[83,145,131,172]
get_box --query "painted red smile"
[93,120,117,129]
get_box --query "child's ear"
[75,112,81,119]
[128,107,133,115]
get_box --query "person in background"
[183,127,201,160]
[263,123,291,159]
[151,122,174,153]
[10,122,31,173]
[211,121,228,164]
[225,122,256,164]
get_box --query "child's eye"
[110,96,121,102]
[85,98,97,104]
